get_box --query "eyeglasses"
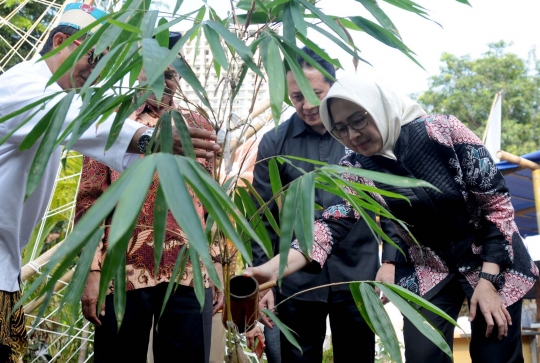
[72,38,103,68]
[330,111,369,139]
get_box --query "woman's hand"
[375,262,395,304]
[469,278,511,339]
[243,250,310,284]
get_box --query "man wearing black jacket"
[250,47,401,363]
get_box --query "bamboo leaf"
[349,282,375,332]
[26,91,75,199]
[114,252,127,329]
[240,177,281,237]
[141,10,158,38]
[261,309,302,353]
[153,183,167,276]
[297,0,348,42]
[173,0,184,15]
[156,154,220,296]
[293,173,315,254]
[155,18,169,48]
[360,283,402,363]
[189,247,206,309]
[159,112,174,154]
[278,179,300,281]
[171,110,196,159]
[295,32,342,68]
[204,20,253,56]
[355,0,400,37]
[158,245,188,325]
[203,24,229,71]
[237,187,273,260]
[374,282,454,359]
[260,36,285,125]
[289,1,307,36]
[322,165,440,191]
[282,3,295,44]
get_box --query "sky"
[169,0,540,97]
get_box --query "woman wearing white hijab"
[245,74,537,363]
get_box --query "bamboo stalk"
[21,240,65,282]
[24,269,74,314]
[496,150,540,170]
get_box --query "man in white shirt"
[0,4,219,361]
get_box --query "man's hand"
[375,262,395,304]
[258,289,275,329]
[172,126,221,159]
[81,271,105,326]
[128,126,221,159]
[469,278,511,340]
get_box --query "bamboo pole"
[24,269,74,314]
[496,150,540,170]
[229,99,271,153]
[533,169,540,236]
[21,240,65,282]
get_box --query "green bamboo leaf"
[306,23,371,66]
[231,64,248,101]
[141,38,166,101]
[79,44,124,96]
[282,3,295,44]
[348,16,424,69]
[19,103,57,151]
[237,187,273,260]
[204,20,253,56]
[194,4,206,24]
[108,155,155,244]
[279,154,328,166]
[278,39,336,83]
[155,18,169,48]
[173,0,184,15]
[289,1,307,36]
[346,179,410,202]
[268,158,283,197]
[159,112,173,154]
[180,158,258,266]
[276,38,320,107]
[0,92,60,127]
[26,90,75,199]
[355,0,400,37]
[293,173,315,254]
[322,165,440,191]
[153,183,167,276]
[374,282,454,359]
[260,36,285,125]
[156,154,220,293]
[153,9,199,35]
[141,10,158,38]
[202,24,229,71]
[382,0,428,17]
[278,179,300,280]
[189,248,206,309]
[114,253,127,329]
[297,0,348,42]
[349,282,375,332]
[255,0,269,13]
[171,56,212,110]
[295,32,342,68]
[171,110,196,159]
[360,283,402,363]
[95,11,134,56]
[261,309,302,353]
[130,58,144,87]
[240,177,281,237]
[158,245,188,324]
[104,91,151,152]
[378,283,459,327]
[59,228,102,320]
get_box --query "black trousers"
[277,293,375,363]
[403,277,524,363]
[93,283,213,363]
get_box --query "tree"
[3,1,472,361]
[417,41,540,155]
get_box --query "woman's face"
[329,98,383,157]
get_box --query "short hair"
[39,26,86,56]
[296,46,336,85]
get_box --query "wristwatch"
[479,271,505,290]
[138,128,154,154]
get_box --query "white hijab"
[320,74,427,160]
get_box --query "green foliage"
[417,41,540,155]
[0,0,54,72]
[2,0,470,360]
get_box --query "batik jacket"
[294,114,538,306]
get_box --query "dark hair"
[296,46,336,85]
[39,26,87,56]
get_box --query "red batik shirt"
[75,104,217,293]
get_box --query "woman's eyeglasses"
[72,38,103,68]
[330,111,369,139]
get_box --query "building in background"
[178,31,270,120]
